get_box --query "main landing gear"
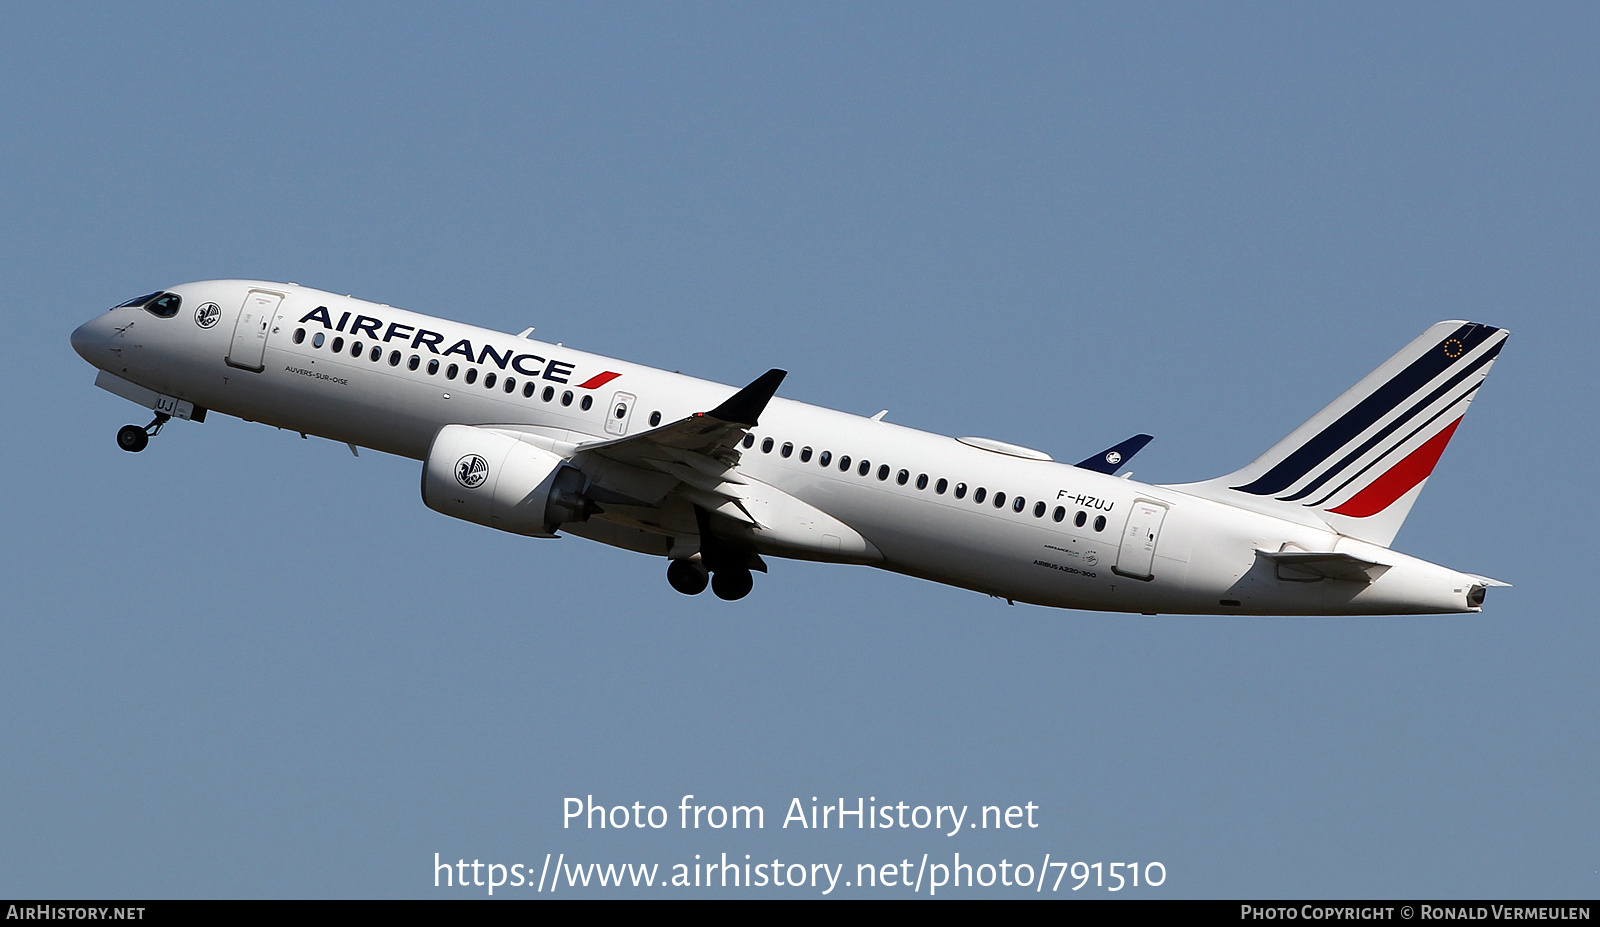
[667,559,709,596]
[666,559,755,601]
[672,506,763,601]
[116,412,169,453]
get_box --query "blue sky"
[2,3,1595,897]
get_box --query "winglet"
[704,369,787,426]
[1076,434,1153,474]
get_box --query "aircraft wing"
[574,369,787,523]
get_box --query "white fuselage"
[71,280,1490,615]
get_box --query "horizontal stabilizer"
[1259,550,1392,584]
[1076,434,1153,474]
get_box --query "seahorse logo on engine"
[456,454,489,489]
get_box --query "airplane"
[70,280,1510,614]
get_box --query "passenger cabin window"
[762,437,774,454]
[581,395,593,411]
[954,482,967,499]
[781,442,793,458]
[974,488,987,504]
[465,368,479,384]
[331,336,344,353]
[819,451,832,467]
[650,411,662,427]
[800,446,813,462]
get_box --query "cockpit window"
[144,293,182,318]
[114,291,164,309]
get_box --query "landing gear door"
[606,391,637,436]
[1113,499,1168,580]
[227,289,283,372]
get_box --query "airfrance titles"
[298,306,577,384]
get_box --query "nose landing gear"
[116,412,170,453]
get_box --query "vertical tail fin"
[1168,321,1509,547]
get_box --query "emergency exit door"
[606,391,637,436]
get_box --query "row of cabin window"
[293,327,656,419]
[291,325,1100,529]
[295,327,670,428]
[738,433,1109,531]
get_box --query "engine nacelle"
[422,424,594,537]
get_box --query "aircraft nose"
[71,313,115,364]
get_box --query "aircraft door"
[1113,499,1168,580]
[227,289,283,371]
[605,391,637,436]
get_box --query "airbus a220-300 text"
[71,281,1509,614]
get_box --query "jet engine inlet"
[421,424,591,537]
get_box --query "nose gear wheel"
[115,412,170,453]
